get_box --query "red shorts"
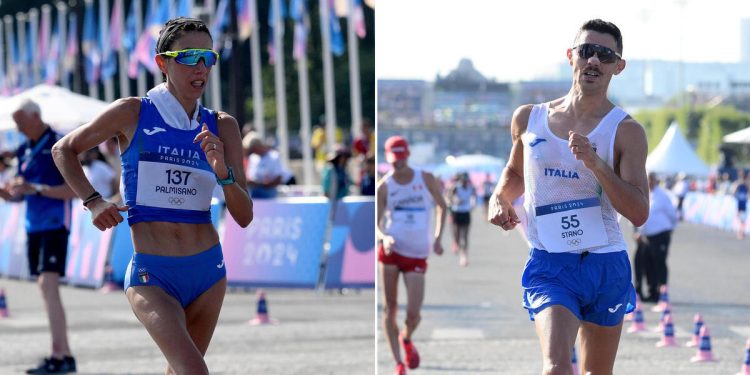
[377,244,428,274]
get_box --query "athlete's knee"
[384,299,398,314]
[405,309,421,326]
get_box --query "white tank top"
[522,103,628,254]
[384,169,434,258]
[451,185,475,213]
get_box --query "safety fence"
[0,196,374,290]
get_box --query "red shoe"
[400,335,420,369]
[393,362,406,375]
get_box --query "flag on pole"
[176,0,193,17]
[211,0,230,51]
[83,0,102,84]
[327,0,344,55]
[39,8,51,63]
[101,0,122,80]
[237,0,254,40]
[290,0,307,60]
[45,26,60,84]
[123,0,137,53]
[267,0,287,65]
[110,0,123,50]
[353,0,366,38]
[63,13,78,78]
[128,0,169,77]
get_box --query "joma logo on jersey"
[544,168,580,179]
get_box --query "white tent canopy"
[0,84,109,133]
[646,122,710,177]
[722,126,750,144]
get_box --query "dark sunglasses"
[159,48,219,67]
[572,43,621,64]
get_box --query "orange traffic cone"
[249,290,276,325]
[652,285,669,312]
[0,288,8,318]
[736,338,750,375]
[571,346,579,375]
[691,326,716,362]
[685,314,704,347]
[100,265,119,294]
[656,314,678,347]
[654,302,672,332]
[627,299,646,333]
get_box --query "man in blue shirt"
[0,99,78,374]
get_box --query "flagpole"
[3,16,15,92]
[272,0,289,165]
[134,0,146,96]
[206,0,222,110]
[56,2,68,89]
[40,5,53,84]
[298,51,313,187]
[347,0,362,139]
[100,0,114,102]
[28,9,40,86]
[84,0,99,99]
[16,12,28,90]
[320,0,337,153]
[249,0,265,137]
[0,20,4,94]
[152,0,163,86]
[116,0,129,98]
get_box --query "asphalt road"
[377,209,750,374]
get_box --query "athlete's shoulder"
[511,104,536,135]
[214,111,239,128]
[616,115,646,140]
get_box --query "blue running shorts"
[124,244,226,308]
[521,248,635,327]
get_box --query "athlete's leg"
[38,272,72,358]
[451,218,460,253]
[533,306,579,375]
[401,271,425,339]
[183,277,227,355]
[578,320,624,375]
[127,286,208,375]
[381,264,402,363]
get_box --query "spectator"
[352,118,374,158]
[322,144,351,200]
[80,148,117,200]
[243,133,286,199]
[360,155,376,196]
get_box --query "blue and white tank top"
[383,169,434,259]
[522,103,628,254]
[121,98,218,225]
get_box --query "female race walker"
[52,18,252,375]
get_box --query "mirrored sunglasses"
[159,48,219,67]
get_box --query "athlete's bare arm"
[376,178,395,253]
[569,117,649,226]
[52,97,140,230]
[488,104,532,230]
[423,171,446,255]
[209,112,252,227]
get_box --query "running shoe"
[393,362,406,375]
[399,335,420,369]
[26,356,76,374]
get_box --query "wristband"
[216,166,236,186]
[82,191,102,208]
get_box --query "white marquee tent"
[0,84,109,133]
[722,126,750,144]
[646,122,710,177]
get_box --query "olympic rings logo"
[168,197,185,206]
[567,238,582,246]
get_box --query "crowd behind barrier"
[682,191,750,235]
[0,196,375,290]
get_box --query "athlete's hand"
[382,235,396,255]
[194,123,228,179]
[488,193,520,231]
[568,131,600,169]
[433,240,444,256]
[89,198,129,231]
